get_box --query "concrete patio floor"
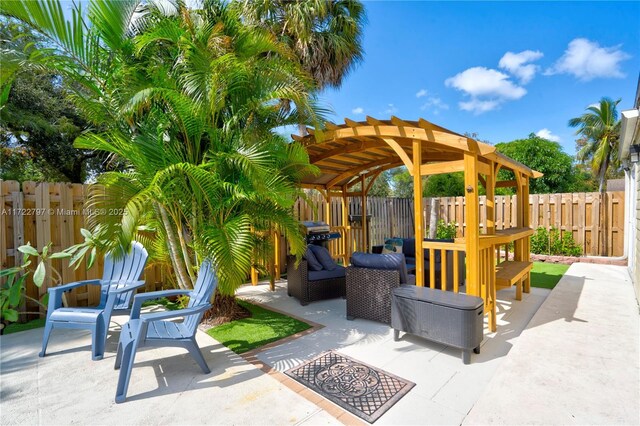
[465,263,640,425]
[1,262,637,425]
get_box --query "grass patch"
[141,297,182,310]
[530,262,570,289]
[3,318,46,335]
[206,300,311,354]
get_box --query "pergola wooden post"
[412,139,424,286]
[293,117,541,331]
[463,150,480,298]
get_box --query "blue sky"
[318,1,640,154]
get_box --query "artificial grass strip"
[206,300,311,354]
[530,262,570,289]
[3,318,46,335]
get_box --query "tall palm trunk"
[157,204,193,289]
[598,161,608,256]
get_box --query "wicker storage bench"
[391,285,484,364]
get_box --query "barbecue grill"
[300,221,341,245]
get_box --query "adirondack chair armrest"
[109,280,146,294]
[130,289,193,319]
[46,280,102,313]
[48,279,102,294]
[140,304,211,323]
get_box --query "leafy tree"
[389,168,414,198]
[350,170,391,197]
[241,0,366,91]
[495,134,575,194]
[423,173,465,197]
[240,0,366,134]
[0,21,108,182]
[569,97,622,192]
[1,0,322,320]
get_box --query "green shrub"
[531,227,549,254]
[530,226,581,256]
[436,220,457,240]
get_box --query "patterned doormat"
[284,351,414,423]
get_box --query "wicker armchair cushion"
[309,244,338,271]
[304,247,323,271]
[350,252,410,284]
[308,265,346,281]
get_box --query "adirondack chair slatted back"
[100,242,148,309]
[184,259,217,331]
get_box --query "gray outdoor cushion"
[308,265,346,281]
[350,252,410,284]
[309,244,338,271]
[304,247,323,271]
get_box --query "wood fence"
[0,180,625,316]
[0,181,164,317]
[293,190,625,258]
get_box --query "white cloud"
[535,128,561,142]
[383,103,398,115]
[459,99,501,115]
[499,50,543,84]
[351,107,364,115]
[545,38,630,81]
[416,89,428,98]
[445,67,526,100]
[445,67,526,114]
[420,96,449,114]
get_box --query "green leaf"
[2,309,19,323]
[42,245,49,258]
[20,259,32,268]
[42,293,49,307]
[69,245,90,269]
[87,247,97,269]
[33,261,46,287]
[0,267,21,277]
[80,228,92,240]
[18,245,39,257]
[49,252,72,259]
[8,278,22,306]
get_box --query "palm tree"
[1,0,322,319]
[569,97,621,192]
[568,97,621,255]
[239,0,366,133]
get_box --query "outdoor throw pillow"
[309,244,338,271]
[382,238,403,254]
[304,246,323,271]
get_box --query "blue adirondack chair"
[114,259,218,403]
[40,242,148,361]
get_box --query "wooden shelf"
[479,227,534,248]
[495,261,533,288]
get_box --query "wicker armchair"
[346,252,414,325]
[345,267,401,325]
[287,256,346,306]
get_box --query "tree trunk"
[157,204,193,289]
[203,289,251,325]
[428,198,439,239]
[298,123,307,137]
[598,162,608,256]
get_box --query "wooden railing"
[421,239,466,293]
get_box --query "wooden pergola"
[293,116,542,331]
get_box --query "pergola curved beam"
[326,157,400,189]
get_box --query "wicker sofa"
[346,252,415,324]
[287,255,346,306]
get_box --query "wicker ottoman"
[391,285,484,364]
